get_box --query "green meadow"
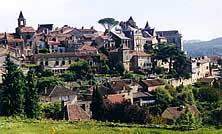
[0,117,221,134]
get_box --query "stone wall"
[166,78,193,88]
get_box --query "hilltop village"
[0,11,222,127]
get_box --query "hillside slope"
[184,37,222,57]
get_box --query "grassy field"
[0,117,222,134]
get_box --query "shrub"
[41,101,63,120]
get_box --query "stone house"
[133,92,154,106]
[2,11,35,59]
[162,105,200,125]
[140,79,165,92]
[104,79,140,104]
[110,31,131,49]
[130,51,152,72]
[34,53,97,73]
[48,41,65,53]
[104,94,127,104]
[76,44,98,54]
[94,35,116,50]
[37,24,53,33]
[77,94,92,115]
[40,85,77,103]
[190,57,210,82]
[156,30,183,51]
[197,78,215,86]
[65,104,90,120]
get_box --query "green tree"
[116,61,125,76]
[37,77,64,93]
[40,69,54,77]
[61,71,76,82]
[91,86,104,120]
[98,18,119,34]
[175,105,199,130]
[198,87,221,103]
[217,58,222,65]
[0,54,25,116]
[24,69,41,118]
[68,61,90,80]
[101,64,110,74]
[150,88,172,116]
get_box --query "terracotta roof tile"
[78,44,97,51]
[48,41,60,45]
[104,94,126,104]
[100,35,111,40]
[7,38,24,43]
[19,27,35,33]
[207,56,220,63]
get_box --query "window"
[56,61,59,65]
[62,60,65,65]
[80,104,86,111]
[45,61,48,66]
[26,35,31,39]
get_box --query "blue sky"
[0,0,221,41]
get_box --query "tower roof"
[145,21,151,29]
[128,16,134,21]
[18,11,25,19]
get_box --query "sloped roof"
[19,27,35,33]
[141,79,164,87]
[144,21,151,29]
[37,24,53,32]
[109,48,119,53]
[109,80,132,92]
[133,51,151,57]
[197,78,215,83]
[133,92,153,98]
[156,30,180,37]
[162,105,200,120]
[83,34,95,39]
[111,31,130,40]
[48,41,60,45]
[18,11,25,19]
[42,85,76,97]
[78,44,97,51]
[7,38,24,43]
[207,56,220,63]
[104,94,126,104]
[89,85,114,95]
[66,104,90,120]
[34,52,97,58]
[100,35,112,40]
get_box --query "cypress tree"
[0,54,25,116]
[91,86,104,120]
[24,69,41,118]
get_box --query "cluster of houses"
[0,11,218,123]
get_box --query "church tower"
[18,11,26,27]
